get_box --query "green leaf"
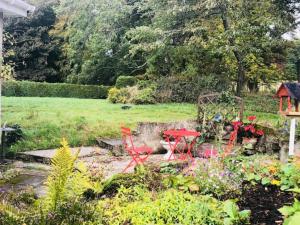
[284,212,300,225]
[261,177,271,185]
[279,206,295,217]
[223,200,238,218]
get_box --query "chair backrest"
[121,127,135,153]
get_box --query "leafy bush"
[108,87,121,103]
[155,75,229,103]
[131,87,156,104]
[3,80,109,99]
[5,124,23,148]
[115,76,137,88]
[136,80,156,89]
[279,199,300,225]
[0,139,104,225]
[102,165,163,197]
[195,158,242,199]
[107,87,131,104]
[108,85,156,104]
[279,163,300,192]
[99,186,250,225]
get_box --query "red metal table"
[163,129,200,161]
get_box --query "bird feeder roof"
[276,83,300,100]
[0,0,35,17]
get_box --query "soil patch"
[238,182,295,225]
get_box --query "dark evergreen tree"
[4,5,62,82]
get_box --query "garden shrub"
[195,158,243,199]
[131,87,156,104]
[102,165,164,197]
[3,80,109,99]
[99,186,250,225]
[136,80,156,89]
[107,87,131,104]
[108,85,156,105]
[0,139,104,225]
[107,87,121,103]
[5,124,23,148]
[155,75,229,103]
[115,76,137,88]
[279,199,300,225]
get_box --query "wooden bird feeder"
[276,82,300,156]
[276,83,300,117]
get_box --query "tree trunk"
[221,12,245,96]
[247,79,259,93]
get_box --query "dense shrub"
[99,186,250,225]
[108,85,156,105]
[3,80,109,99]
[131,87,156,104]
[115,76,137,88]
[155,75,229,103]
[107,87,131,104]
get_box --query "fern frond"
[44,138,78,211]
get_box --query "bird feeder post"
[289,118,296,156]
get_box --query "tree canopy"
[3,0,300,95]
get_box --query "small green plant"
[41,139,102,211]
[162,174,199,192]
[279,163,300,192]
[223,200,251,225]
[159,162,180,174]
[195,158,242,199]
[279,199,300,225]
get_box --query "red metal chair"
[121,127,153,172]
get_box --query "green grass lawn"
[3,96,283,152]
[3,97,197,152]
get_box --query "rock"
[96,138,124,156]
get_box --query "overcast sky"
[282,12,300,40]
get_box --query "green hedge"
[3,81,109,99]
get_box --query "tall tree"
[127,0,300,95]
[4,5,62,82]
[52,0,141,85]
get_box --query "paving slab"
[82,154,166,179]
[17,146,108,163]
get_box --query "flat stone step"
[17,146,106,164]
[96,138,124,156]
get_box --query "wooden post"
[279,97,283,112]
[288,97,292,112]
[289,118,296,156]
